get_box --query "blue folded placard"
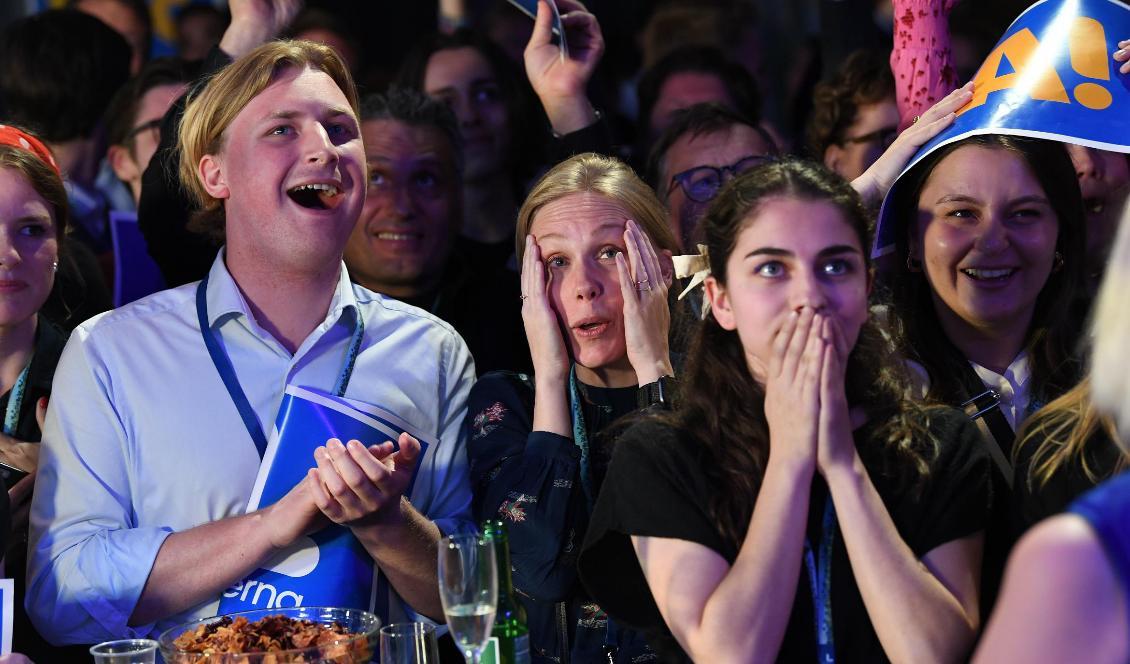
[874,0,1130,257]
[218,385,428,618]
[109,210,166,307]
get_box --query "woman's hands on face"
[615,220,674,386]
[522,235,571,383]
[764,308,824,469]
[764,311,859,474]
[815,316,858,475]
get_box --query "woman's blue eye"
[19,224,47,238]
[546,256,566,268]
[756,261,784,277]
[599,247,621,260]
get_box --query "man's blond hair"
[177,39,359,238]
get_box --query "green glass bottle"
[482,519,531,664]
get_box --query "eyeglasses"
[669,154,775,203]
[841,125,898,149]
[125,118,162,144]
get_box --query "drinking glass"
[437,532,497,664]
[380,622,441,664]
[89,638,159,664]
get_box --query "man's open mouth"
[287,183,342,210]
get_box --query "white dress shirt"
[970,351,1031,431]
[26,253,476,645]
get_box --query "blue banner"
[874,0,1130,256]
[218,386,429,621]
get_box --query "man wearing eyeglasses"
[106,57,194,206]
[807,50,899,181]
[647,102,777,250]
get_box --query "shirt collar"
[970,351,1032,430]
[203,250,359,331]
[970,351,1031,392]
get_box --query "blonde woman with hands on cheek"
[579,159,990,663]
[466,153,679,663]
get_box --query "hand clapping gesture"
[309,434,422,528]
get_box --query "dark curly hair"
[805,49,895,161]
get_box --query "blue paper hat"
[873,0,1130,259]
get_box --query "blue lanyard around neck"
[803,498,837,664]
[567,366,594,511]
[2,360,32,436]
[195,274,365,459]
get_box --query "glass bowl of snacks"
[157,606,380,663]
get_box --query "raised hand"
[524,0,604,134]
[763,308,825,467]
[615,220,674,386]
[221,0,305,59]
[309,434,422,528]
[851,81,975,207]
[522,234,571,383]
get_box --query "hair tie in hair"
[673,243,711,319]
[0,125,61,177]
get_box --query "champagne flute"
[437,532,498,664]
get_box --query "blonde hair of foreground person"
[515,152,679,261]
[973,195,1130,664]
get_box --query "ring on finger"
[519,294,528,300]
[912,115,921,124]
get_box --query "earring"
[52,260,58,273]
[1053,251,1064,272]
[906,255,923,272]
